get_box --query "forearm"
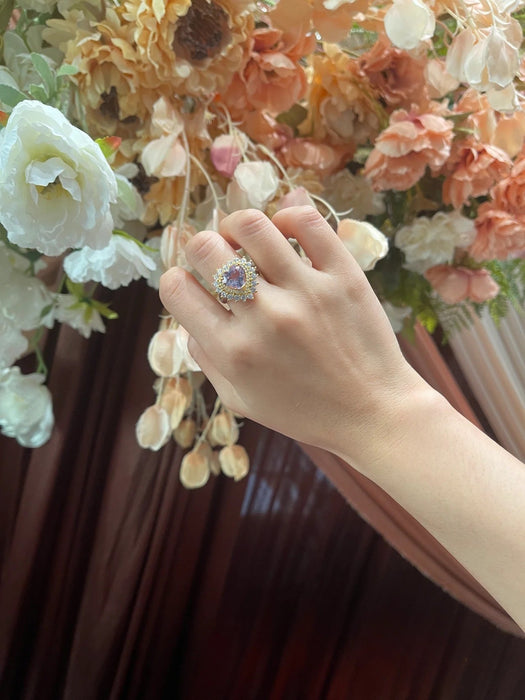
[333,385,525,632]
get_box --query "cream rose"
[395,211,476,273]
[337,219,389,271]
[0,100,117,256]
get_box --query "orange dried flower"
[359,34,429,112]
[470,203,525,261]
[363,109,453,192]
[442,139,512,209]
[223,24,315,116]
[302,43,383,148]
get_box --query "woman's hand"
[159,206,428,469]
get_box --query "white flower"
[337,219,389,271]
[395,211,476,273]
[141,97,187,178]
[0,243,54,332]
[0,318,28,369]
[226,162,279,212]
[63,234,156,289]
[0,366,54,448]
[382,302,411,333]
[323,170,385,220]
[53,294,106,338]
[447,22,521,93]
[144,236,163,290]
[384,0,435,50]
[0,100,117,256]
[111,173,145,229]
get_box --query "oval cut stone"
[223,264,246,289]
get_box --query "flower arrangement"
[1,0,524,486]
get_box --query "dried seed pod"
[135,405,171,451]
[219,444,249,481]
[164,376,193,409]
[209,411,240,447]
[209,450,221,476]
[147,329,184,377]
[173,418,197,449]
[179,450,210,489]
[169,391,188,431]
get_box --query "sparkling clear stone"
[223,264,246,289]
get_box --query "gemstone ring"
[212,257,258,303]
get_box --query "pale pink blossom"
[425,265,500,304]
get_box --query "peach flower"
[425,265,500,304]
[45,9,151,138]
[363,109,453,192]
[442,139,512,209]
[222,24,315,116]
[358,34,429,112]
[491,157,525,216]
[239,111,293,151]
[302,43,383,147]
[470,202,525,261]
[122,0,253,97]
[280,138,353,177]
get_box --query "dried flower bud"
[208,412,240,447]
[179,450,210,489]
[173,418,197,449]
[168,391,188,430]
[161,377,193,411]
[148,329,184,377]
[219,444,249,481]
[209,450,221,476]
[136,405,171,451]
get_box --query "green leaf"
[0,84,27,108]
[57,64,79,78]
[276,103,308,131]
[28,83,48,102]
[65,277,85,298]
[90,299,118,319]
[0,0,14,35]
[30,53,56,98]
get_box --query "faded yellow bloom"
[121,0,253,97]
[301,44,383,148]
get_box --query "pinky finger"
[187,336,245,415]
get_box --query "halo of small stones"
[213,257,258,302]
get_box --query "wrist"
[331,368,448,477]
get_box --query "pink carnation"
[470,202,525,261]
[491,156,525,215]
[425,264,500,304]
[442,139,511,209]
[363,109,453,192]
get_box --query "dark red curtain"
[1,282,524,699]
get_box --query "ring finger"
[185,228,272,311]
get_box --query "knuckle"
[159,267,187,312]
[223,209,268,238]
[185,230,221,266]
[228,338,256,370]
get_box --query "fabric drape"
[1,282,523,699]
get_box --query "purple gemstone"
[223,264,246,289]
